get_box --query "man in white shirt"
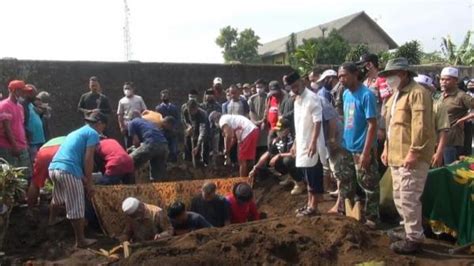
[117,82,147,147]
[210,113,259,178]
[285,72,324,217]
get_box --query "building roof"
[258,11,398,58]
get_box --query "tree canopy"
[216,26,261,64]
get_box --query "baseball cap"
[213,77,222,85]
[356,53,379,65]
[440,67,459,78]
[8,80,26,91]
[234,182,253,202]
[269,80,281,91]
[84,112,108,124]
[316,69,338,83]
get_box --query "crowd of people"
[1,54,473,255]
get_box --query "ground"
[1,163,473,265]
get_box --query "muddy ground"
[2,163,474,265]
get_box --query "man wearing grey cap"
[380,57,435,254]
[190,182,230,227]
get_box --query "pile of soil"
[165,162,239,182]
[122,215,410,265]
[2,172,473,265]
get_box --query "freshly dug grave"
[122,215,410,265]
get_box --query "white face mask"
[256,88,264,95]
[124,89,133,97]
[310,82,318,90]
[386,76,401,90]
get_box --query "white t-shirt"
[117,95,147,122]
[294,88,325,167]
[219,114,257,142]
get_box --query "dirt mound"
[122,215,409,265]
[165,163,239,182]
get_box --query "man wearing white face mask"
[380,58,435,254]
[117,82,147,147]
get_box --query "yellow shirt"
[384,81,435,166]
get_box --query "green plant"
[0,158,27,250]
[345,44,370,62]
[441,31,474,65]
[393,40,422,65]
[286,30,350,74]
[216,26,261,64]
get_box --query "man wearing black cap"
[286,72,325,217]
[48,112,107,248]
[358,54,390,176]
[77,76,112,118]
[249,118,304,195]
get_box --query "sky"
[0,0,472,63]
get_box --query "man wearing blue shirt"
[129,117,175,181]
[339,62,380,228]
[48,112,107,248]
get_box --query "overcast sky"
[0,0,472,63]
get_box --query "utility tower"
[123,0,132,61]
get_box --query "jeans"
[130,142,169,181]
[95,175,122,185]
[443,145,463,165]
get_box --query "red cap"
[8,80,26,91]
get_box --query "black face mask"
[324,80,333,91]
[162,98,169,103]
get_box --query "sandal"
[295,205,307,214]
[296,207,319,217]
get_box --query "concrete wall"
[0,60,292,139]
[339,16,390,53]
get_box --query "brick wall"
[0,60,292,139]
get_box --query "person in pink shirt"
[0,80,33,177]
[226,182,259,224]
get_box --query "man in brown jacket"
[380,58,435,254]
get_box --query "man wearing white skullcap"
[414,74,450,167]
[119,197,171,242]
[437,67,474,164]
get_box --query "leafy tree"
[286,33,298,70]
[315,30,351,65]
[286,30,350,74]
[420,51,447,65]
[441,31,474,65]
[393,40,422,65]
[216,26,261,64]
[345,44,370,62]
[377,50,394,66]
[292,40,318,74]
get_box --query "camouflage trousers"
[328,148,381,221]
